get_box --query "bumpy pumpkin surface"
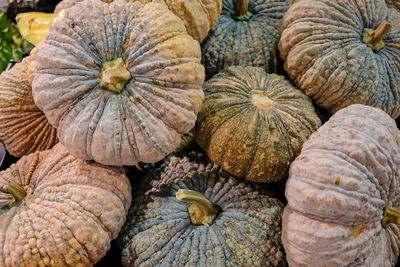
[118,154,286,266]
[0,143,132,266]
[0,51,57,157]
[32,0,204,166]
[195,66,321,183]
[282,104,400,267]
[54,0,83,12]
[279,0,400,118]
[202,0,292,78]
[386,0,400,12]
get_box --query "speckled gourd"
[0,46,57,157]
[282,104,400,267]
[195,66,321,183]
[0,143,132,266]
[54,0,222,42]
[118,153,286,266]
[279,0,400,118]
[201,0,292,78]
[32,0,204,166]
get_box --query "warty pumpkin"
[0,47,58,157]
[201,0,292,78]
[32,0,204,166]
[0,142,132,266]
[282,104,400,267]
[195,66,321,183]
[279,0,400,118]
[118,153,286,266]
[386,0,400,12]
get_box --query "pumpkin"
[279,0,400,118]
[0,48,58,157]
[386,0,400,12]
[201,0,292,78]
[0,142,132,266]
[282,104,400,267]
[118,153,286,266]
[32,0,204,166]
[54,0,222,43]
[195,66,321,183]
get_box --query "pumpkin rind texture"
[118,154,286,266]
[202,0,292,78]
[195,66,321,183]
[32,0,205,166]
[0,51,58,157]
[282,104,400,267]
[279,0,400,118]
[386,0,400,12]
[0,143,132,266]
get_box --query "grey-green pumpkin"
[118,153,286,266]
[279,0,400,118]
[195,66,321,183]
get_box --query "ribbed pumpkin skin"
[279,0,400,118]
[201,0,292,78]
[32,0,204,166]
[195,66,321,183]
[54,0,222,42]
[386,0,400,12]
[0,53,57,157]
[0,143,132,266]
[119,154,286,267]
[282,104,400,267]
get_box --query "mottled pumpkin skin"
[0,50,57,157]
[202,0,292,78]
[282,104,400,267]
[279,0,400,118]
[32,0,204,166]
[0,143,132,266]
[386,0,400,12]
[195,66,321,183]
[55,0,222,42]
[118,154,286,267]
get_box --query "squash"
[54,0,222,42]
[118,153,286,266]
[0,48,58,157]
[195,66,321,183]
[282,104,400,267]
[201,0,292,78]
[32,0,204,166]
[279,0,400,118]
[386,0,400,12]
[0,142,132,266]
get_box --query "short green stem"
[7,181,27,202]
[232,0,252,21]
[176,189,219,227]
[99,57,131,94]
[363,21,391,52]
[383,201,400,226]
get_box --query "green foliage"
[0,13,32,73]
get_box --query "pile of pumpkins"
[0,0,399,266]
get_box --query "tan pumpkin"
[0,47,58,157]
[279,0,400,118]
[0,143,132,266]
[386,0,400,11]
[32,0,204,166]
[54,0,222,42]
[195,66,321,182]
[282,104,400,266]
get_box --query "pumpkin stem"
[251,90,274,109]
[99,57,131,94]
[363,21,391,52]
[176,189,220,227]
[7,181,27,202]
[233,0,252,21]
[383,201,400,226]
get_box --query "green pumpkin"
[201,0,292,78]
[195,66,321,183]
[118,153,286,266]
